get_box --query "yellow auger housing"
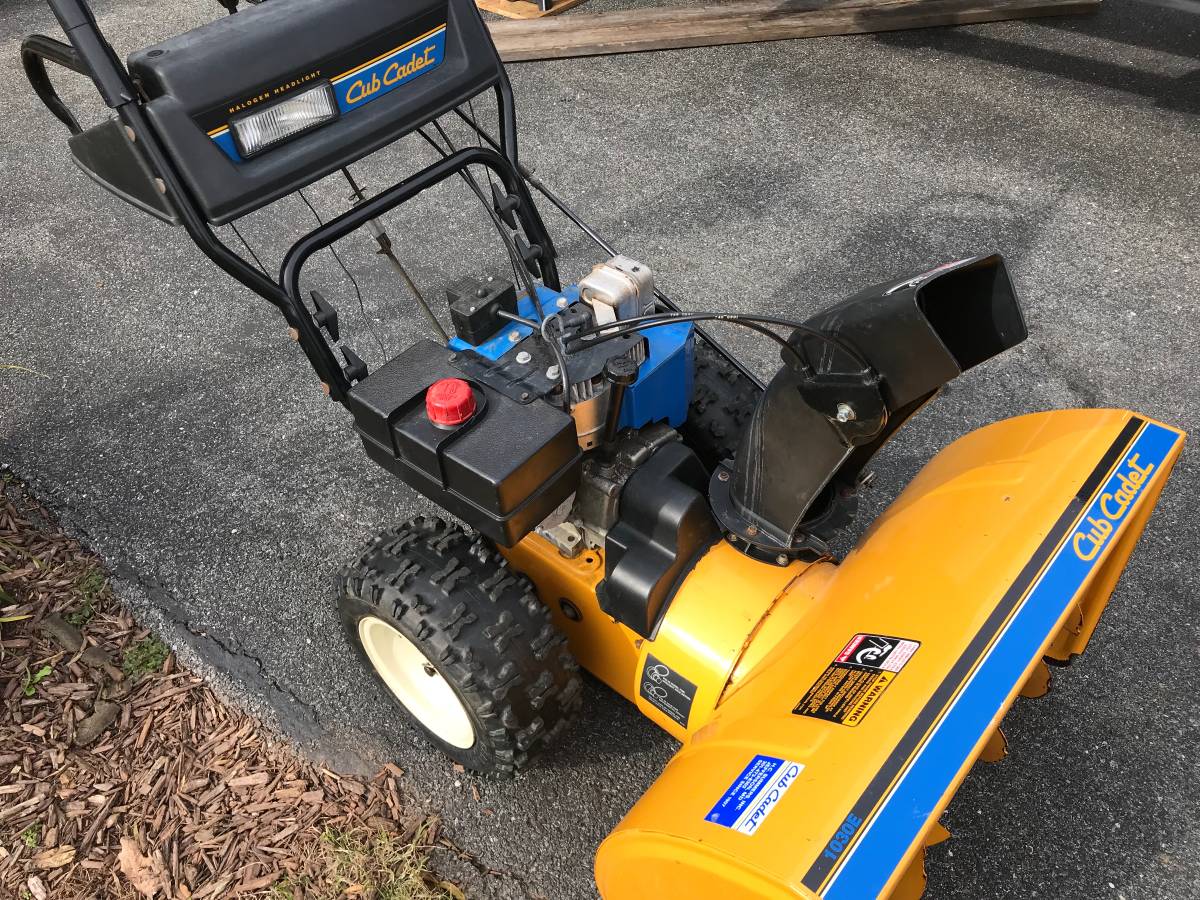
[504,408,1184,899]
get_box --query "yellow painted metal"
[506,410,1184,900]
[501,528,809,741]
[1020,659,1051,698]
[979,727,1008,763]
[633,543,808,739]
[498,537,640,693]
[600,411,1181,899]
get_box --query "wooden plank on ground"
[489,0,1100,61]
[476,0,589,19]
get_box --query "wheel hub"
[357,615,476,749]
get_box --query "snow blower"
[23,0,1184,896]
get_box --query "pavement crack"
[433,835,548,900]
[109,560,328,745]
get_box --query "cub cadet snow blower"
[24,0,1184,896]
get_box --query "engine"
[343,257,694,549]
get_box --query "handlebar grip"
[20,34,86,133]
[46,0,136,109]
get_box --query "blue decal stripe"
[332,28,447,113]
[820,420,1180,898]
[331,25,447,83]
[800,415,1148,894]
[210,129,239,162]
[208,24,447,163]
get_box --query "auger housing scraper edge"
[23,0,1184,896]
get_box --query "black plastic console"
[127,0,503,223]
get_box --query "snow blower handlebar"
[21,0,548,402]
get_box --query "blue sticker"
[332,26,446,113]
[820,420,1181,898]
[209,24,448,162]
[706,754,804,835]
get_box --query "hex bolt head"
[556,297,569,309]
[746,525,759,536]
[717,470,730,482]
[508,330,521,342]
[775,554,789,566]
[546,365,561,380]
[836,402,856,423]
[516,351,532,364]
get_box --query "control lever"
[601,356,639,454]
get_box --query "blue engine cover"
[447,284,693,430]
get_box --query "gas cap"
[425,378,476,427]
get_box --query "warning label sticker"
[794,634,919,727]
[639,654,697,728]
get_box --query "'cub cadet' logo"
[1073,452,1155,561]
[345,45,438,106]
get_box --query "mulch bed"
[0,477,455,899]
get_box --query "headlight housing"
[231,82,338,159]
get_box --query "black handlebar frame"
[24,0,560,404]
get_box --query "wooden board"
[476,0,589,19]
[488,0,1100,60]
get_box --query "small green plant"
[78,569,106,600]
[122,636,169,681]
[21,665,52,697]
[268,876,305,899]
[65,598,95,627]
[19,823,41,848]
[317,824,452,900]
[67,569,107,625]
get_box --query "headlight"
[231,82,338,158]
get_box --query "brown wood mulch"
[0,478,443,899]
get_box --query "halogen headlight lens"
[231,82,338,158]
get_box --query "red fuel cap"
[425,378,476,427]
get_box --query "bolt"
[508,330,521,342]
[556,297,569,309]
[775,554,789,566]
[546,365,560,380]
[447,352,458,362]
[746,525,759,537]
[836,402,856,423]
[516,350,532,364]
[717,470,730,482]
[520,391,531,401]
[422,663,437,677]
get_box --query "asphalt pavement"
[2,0,1198,897]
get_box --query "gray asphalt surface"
[2,0,1198,897]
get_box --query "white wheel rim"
[358,616,476,750]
